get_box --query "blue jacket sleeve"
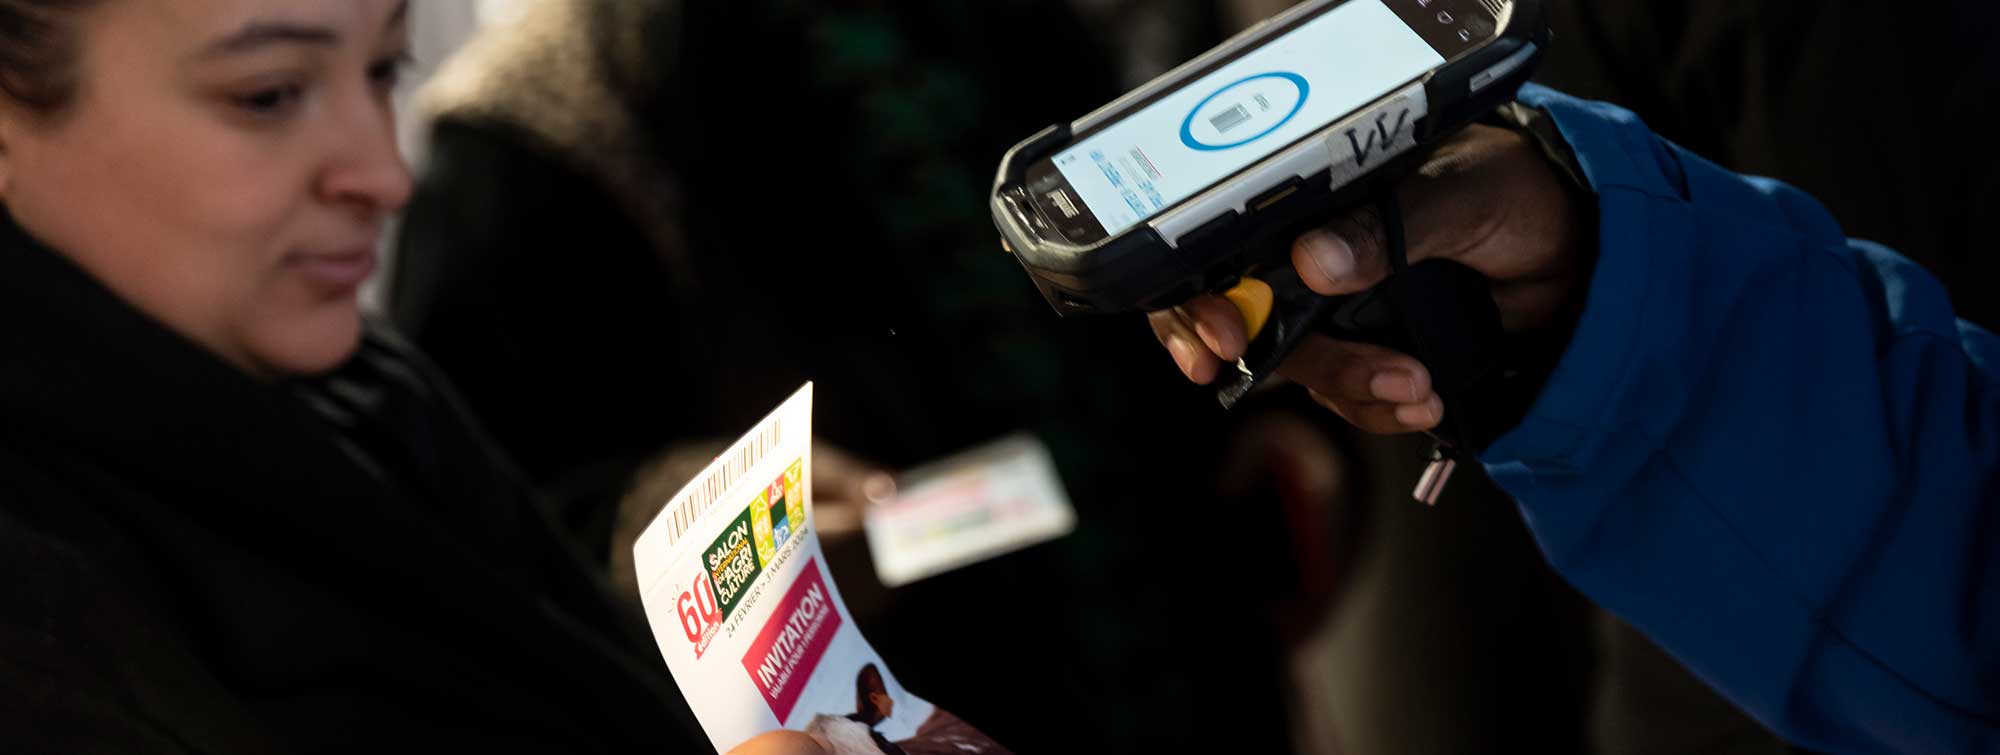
[1485,85,2000,754]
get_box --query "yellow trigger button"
[1223,278,1275,343]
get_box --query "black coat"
[0,214,704,752]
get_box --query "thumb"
[1292,201,1402,297]
[1293,228,1366,296]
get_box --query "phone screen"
[1034,0,1470,240]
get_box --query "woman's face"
[0,0,411,377]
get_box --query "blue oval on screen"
[1179,71,1311,152]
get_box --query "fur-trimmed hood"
[418,0,691,284]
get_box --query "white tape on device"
[1323,80,1428,192]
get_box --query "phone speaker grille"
[1477,0,1507,20]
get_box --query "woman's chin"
[245,303,365,378]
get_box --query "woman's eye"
[233,84,305,116]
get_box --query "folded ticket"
[864,435,1077,588]
[631,384,1008,754]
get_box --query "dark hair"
[853,663,888,724]
[0,0,100,113]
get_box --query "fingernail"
[1370,370,1418,403]
[1395,400,1438,428]
[1193,318,1242,360]
[1301,231,1356,284]
[1166,334,1198,376]
[862,473,897,504]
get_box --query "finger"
[1308,390,1401,434]
[1293,125,1535,298]
[1308,390,1445,435]
[1293,185,1467,297]
[726,730,833,755]
[1149,309,1224,384]
[1276,336,1433,404]
[812,441,897,504]
[1292,218,1383,297]
[812,497,865,539]
[1310,353,1432,405]
[1181,294,1249,362]
[1397,393,1445,431]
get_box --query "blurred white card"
[865,435,1076,587]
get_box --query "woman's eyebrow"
[194,1,408,60]
[197,21,339,59]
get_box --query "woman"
[0,1,701,750]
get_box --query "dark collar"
[0,212,697,746]
[0,212,449,575]
[0,209,513,638]
[0,211,295,452]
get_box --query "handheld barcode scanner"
[991,0,1548,503]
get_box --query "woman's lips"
[288,246,378,292]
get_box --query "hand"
[726,730,833,755]
[609,438,894,602]
[1149,123,1588,433]
[810,442,898,541]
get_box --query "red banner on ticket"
[740,561,842,721]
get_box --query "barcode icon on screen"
[1210,104,1252,134]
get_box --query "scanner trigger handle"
[1215,192,1506,502]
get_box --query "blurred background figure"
[388,1,1327,752]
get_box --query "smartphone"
[992,0,1546,315]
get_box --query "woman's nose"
[317,95,413,215]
